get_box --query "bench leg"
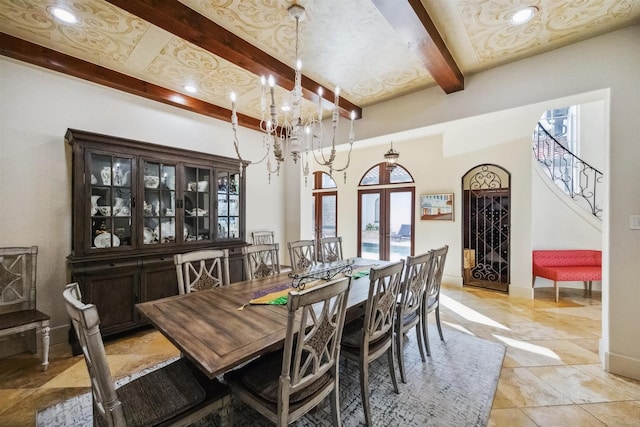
[554,281,559,303]
[41,323,50,372]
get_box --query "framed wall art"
[420,193,454,221]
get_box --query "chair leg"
[329,387,342,427]
[414,323,426,363]
[435,306,444,341]
[396,326,407,383]
[219,395,233,427]
[387,345,399,394]
[359,356,372,427]
[422,306,431,357]
[554,281,559,303]
[41,324,50,372]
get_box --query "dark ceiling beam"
[104,0,362,119]
[371,0,464,93]
[0,33,262,131]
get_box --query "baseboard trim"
[604,350,640,381]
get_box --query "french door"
[358,187,414,261]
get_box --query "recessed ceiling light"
[183,85,197,94]
[50,7,78,24]
[510,6,538,25]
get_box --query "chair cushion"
[226,350,331,405]
[118,358,205,427]
[340,317,390,351]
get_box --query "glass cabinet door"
[89,154,133,249]
[143,161,177,245]
[217,171,241,239]
[184,166,212,241]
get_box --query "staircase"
[532,122,603,219]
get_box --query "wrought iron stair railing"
[532,123,603,219]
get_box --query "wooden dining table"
[136,258,379,379]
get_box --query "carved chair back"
[251,230,275,245]
[63,282,125,426]
[243,243,281,280]
[175,249,230,294]
[319,236,343,263]
[0,246,50,371]
[287,239,317,271]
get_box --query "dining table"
[136,258,380,379]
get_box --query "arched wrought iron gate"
[462,164,511,292]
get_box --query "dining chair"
[287,239,317,270]
[0,246,50,371]
[225,276,352,427]
[422,245,449,356]
[340,260,405,427]
[395,250,434,383]
[63,282,232,427]
[319,236,343,263]
[174,249,230,294]
[252,230,275,245]
[243,243,281,280]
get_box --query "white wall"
[0,57,283,345]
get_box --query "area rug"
[37,326,505,426]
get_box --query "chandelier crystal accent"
[384,141,400,171]
[230,3,356,185]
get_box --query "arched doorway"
[357,163,414,261]
[462,164,511,292]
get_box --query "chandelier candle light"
[230,3,357,185]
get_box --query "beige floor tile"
[581,401,640,426]
[522,405,607,426]
[495,367,573,407]
[525,339,600,365]
[573,365,640,400]
[528,365,636,403]
[489,408,537,426]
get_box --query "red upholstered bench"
[532,250,602,302]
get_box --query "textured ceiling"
[0,0,638,129]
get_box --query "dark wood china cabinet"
[66,129,247,338]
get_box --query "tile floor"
[1,284,639,426]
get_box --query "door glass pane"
[311,196,316,239]
[359,165,380,186]
[320,194,337,237]
[360,193,380,260]
[389,191,412,262]
[389,165,413,184]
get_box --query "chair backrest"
[362,260,405,345]
[0,246,38,315]
[174,249,230,294]
[426,245,449,306]
[281,277,352,402]
[243,243,281,280]
[399,251,434,319]
[319,236,343,263]
[252,230,275,245]
[63,283,124,426]
[287,240,317,270]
